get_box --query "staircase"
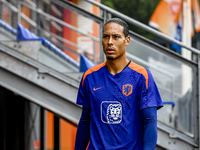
[0,0,200,149]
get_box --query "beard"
[107,56,115,60]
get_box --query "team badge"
[101,101,122,124]
[122,84,133,96]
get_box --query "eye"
[103,35,108,38]
[114,35,120,39]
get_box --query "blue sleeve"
[142,107,157,150]
[76,75,90,108]
[75,106,91,150]
[140,70,163,110]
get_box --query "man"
[75,18,163,150]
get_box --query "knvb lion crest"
[101,101,122,124]
[122,84,133,96]
[107,103,122,124]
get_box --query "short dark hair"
[103,18,129,37]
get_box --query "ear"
[125,36,130,46]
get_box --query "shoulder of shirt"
[128,61,149,88]
[81,61,106,87]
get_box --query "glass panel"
[127,37,195,136]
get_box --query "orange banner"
[149,0,182,37]
[193,0,200,32]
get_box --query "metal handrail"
[86,0,200,56]
[19,1,99,42]
[51,0,103,23]
[37,26,93,55]
[0,0,99,63]
[18,1,100,64]
[1,0,18,12]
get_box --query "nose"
[108,37,113,45]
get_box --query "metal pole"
[17,1,21,25]
[99,22,105,63]
[19,2,99,42]
[93,39,96,64]
[0,1,3,21]
[101,10,109,63]
[13,0,18,28]
[171,78,174,102]
[198,55,200,150]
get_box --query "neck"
[106,58,129,75]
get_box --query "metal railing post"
[93,39,97,65]
[17,1,21,25]
[170,78,174,102]
[197,55,200,150]
[0,1,3,20]
[99,22,105,63]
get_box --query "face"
[102,23,130,61]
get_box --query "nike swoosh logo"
[93,87,102,91]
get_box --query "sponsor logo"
[93,87,102,91]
